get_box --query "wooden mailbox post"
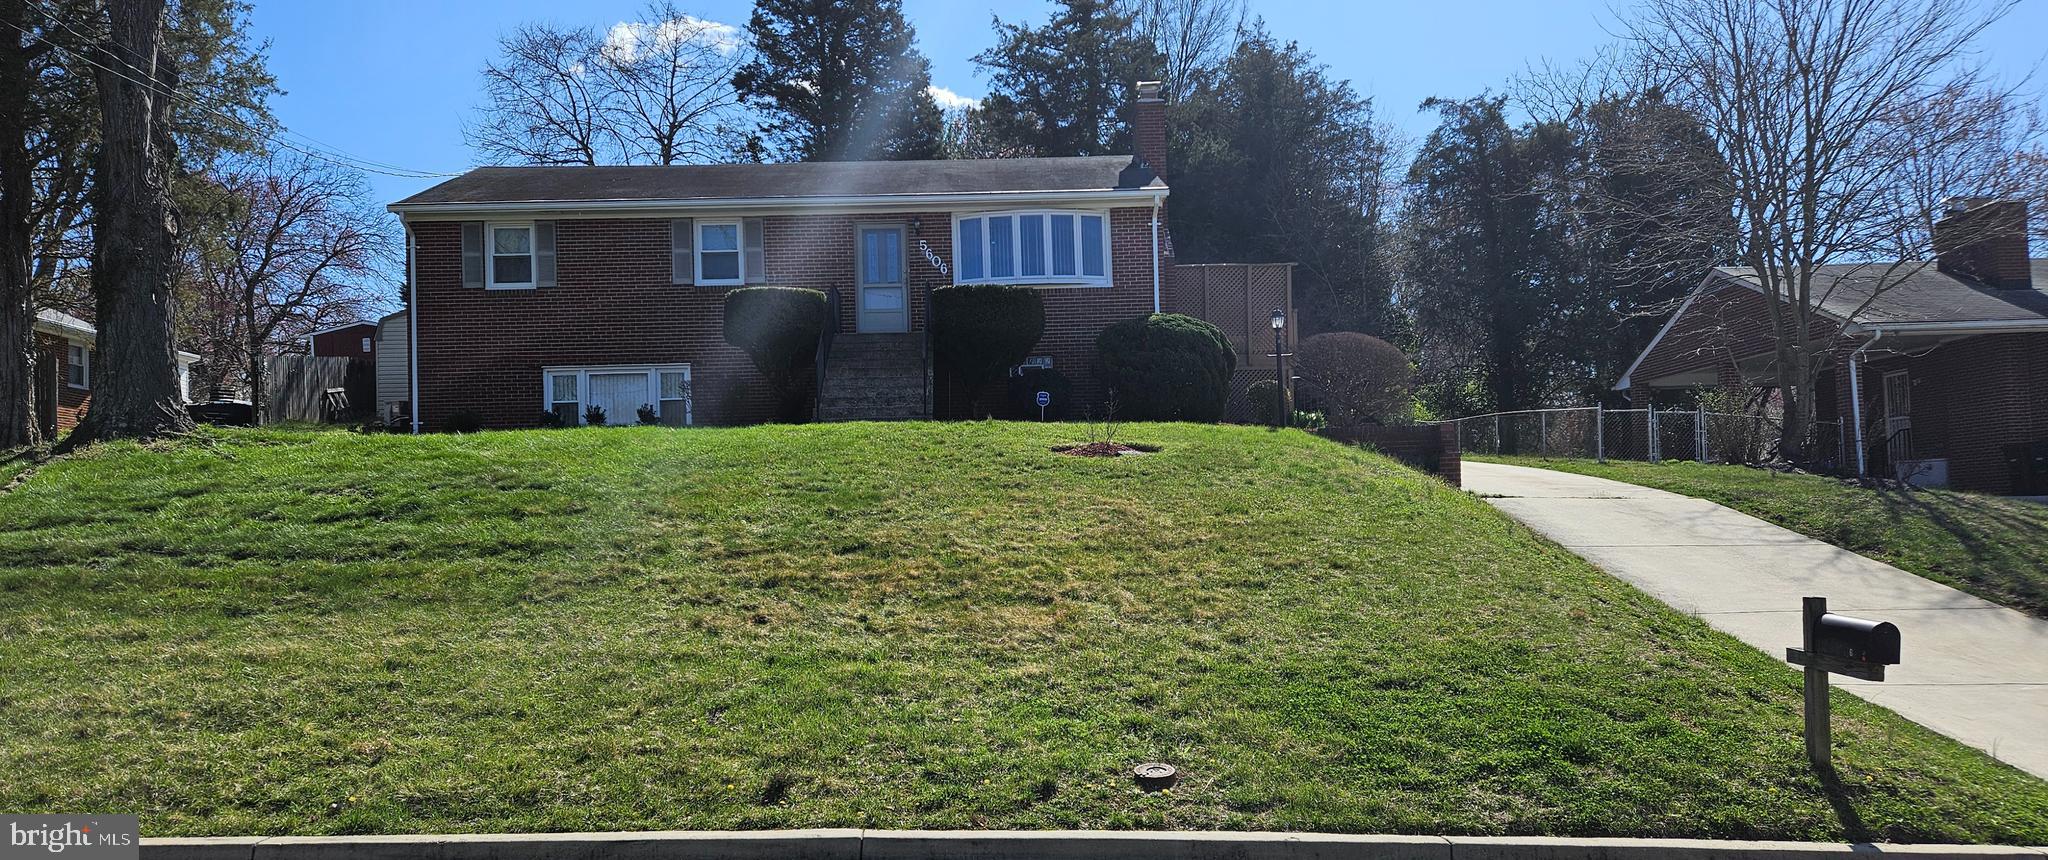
[1785,596,1901,771]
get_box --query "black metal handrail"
[815,286,840,422]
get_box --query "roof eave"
[387,186,1169,217]
[1844,318,2048,336]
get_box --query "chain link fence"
[1436,407,1847,470]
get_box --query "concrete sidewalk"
[1463,461,2048,780]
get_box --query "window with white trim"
[548,373,580,425]
[488,223,535,289]
[66,341,89,388]
[954,211,1110,287]
[541,365,692,426]
[696,221,742,285]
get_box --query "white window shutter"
[461,222,484,288]
[671,218,694,285]
[742,217,766,284]
[534,221,557,287]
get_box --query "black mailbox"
[1812,613,1900,665]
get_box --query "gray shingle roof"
[34,308,94,337]
[1713,260,2048,325]
[393,155,1159,207]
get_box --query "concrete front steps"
[818,332,928,422]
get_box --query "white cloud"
[603,14,745,63]
[927,85,980,111]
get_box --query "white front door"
[588,372,652,425]
[856,225,908,333]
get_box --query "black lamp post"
[1270,308,1287,427]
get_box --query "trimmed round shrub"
[723,286,829,420]
[931,284,1046,401]
[1294,332,1412,427]
[1003,366,1073,420]
[1095,313,1236,421]
[1245,378,1292,426]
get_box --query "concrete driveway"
[1464,460,2048,780]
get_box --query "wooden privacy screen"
[1167,263,1296,370]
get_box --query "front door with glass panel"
[856,225,908,333]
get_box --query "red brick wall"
[32,330,90,434]
[311,324,377,359]
[412,207,1162,430]
[1845,332,2048,493]
[1628,279,1841,387]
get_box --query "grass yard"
[2,423,2046,842]
[1473,456,2048,619]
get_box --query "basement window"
[542,364,692,426]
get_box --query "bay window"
[953,211,1110,287]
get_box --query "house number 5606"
[919,239,949,276]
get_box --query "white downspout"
[406,220,421,435]
[1149,197,1162,314]
[1848,328,1883,476]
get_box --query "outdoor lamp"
[1270,308,1288,428]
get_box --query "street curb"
[136,829,2048,860]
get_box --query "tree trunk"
[0,0,39,448]
[72,0,192,443]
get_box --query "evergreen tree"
[970,0,1160,157]
[1169,28,1400,338]
[733,0,942,162]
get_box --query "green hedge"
[723,287,828,420]
[1095,313,1236,421]
[931,284,1046,393]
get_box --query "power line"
[6,9,461,180]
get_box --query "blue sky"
[244,0,2047,209]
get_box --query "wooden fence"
[264,355,369,424]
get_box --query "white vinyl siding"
[952,211,1110,287]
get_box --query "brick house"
[1618,199,2047,493]
[388,83,1294,432]
[30,308,200,437]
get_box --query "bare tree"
[466,1,752,166]
[181,154,391,412]
[1124,0,1244,98]
[73,0,192,443]
[1619,0,2043,459]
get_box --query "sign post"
[1036,390,1051,422]
[1785,596,1900,773]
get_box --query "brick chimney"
[1132,80,1167,181]
[1934,198,2032,289]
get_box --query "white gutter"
[1150,199,1161,313]
[1844,318,2048,336]
[1847,328,1883,477]
[387,187,1169,218]
[405,220,420,435]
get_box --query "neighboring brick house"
[307,320,378,360]
[30,308,200,438]
[1618,198,2048,493]
[387,82,1293,431]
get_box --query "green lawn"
[2,423,2045,842]
[1473,456,2048,618]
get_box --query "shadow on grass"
[1816,764,1875,843]
[1872,487,2048,617]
